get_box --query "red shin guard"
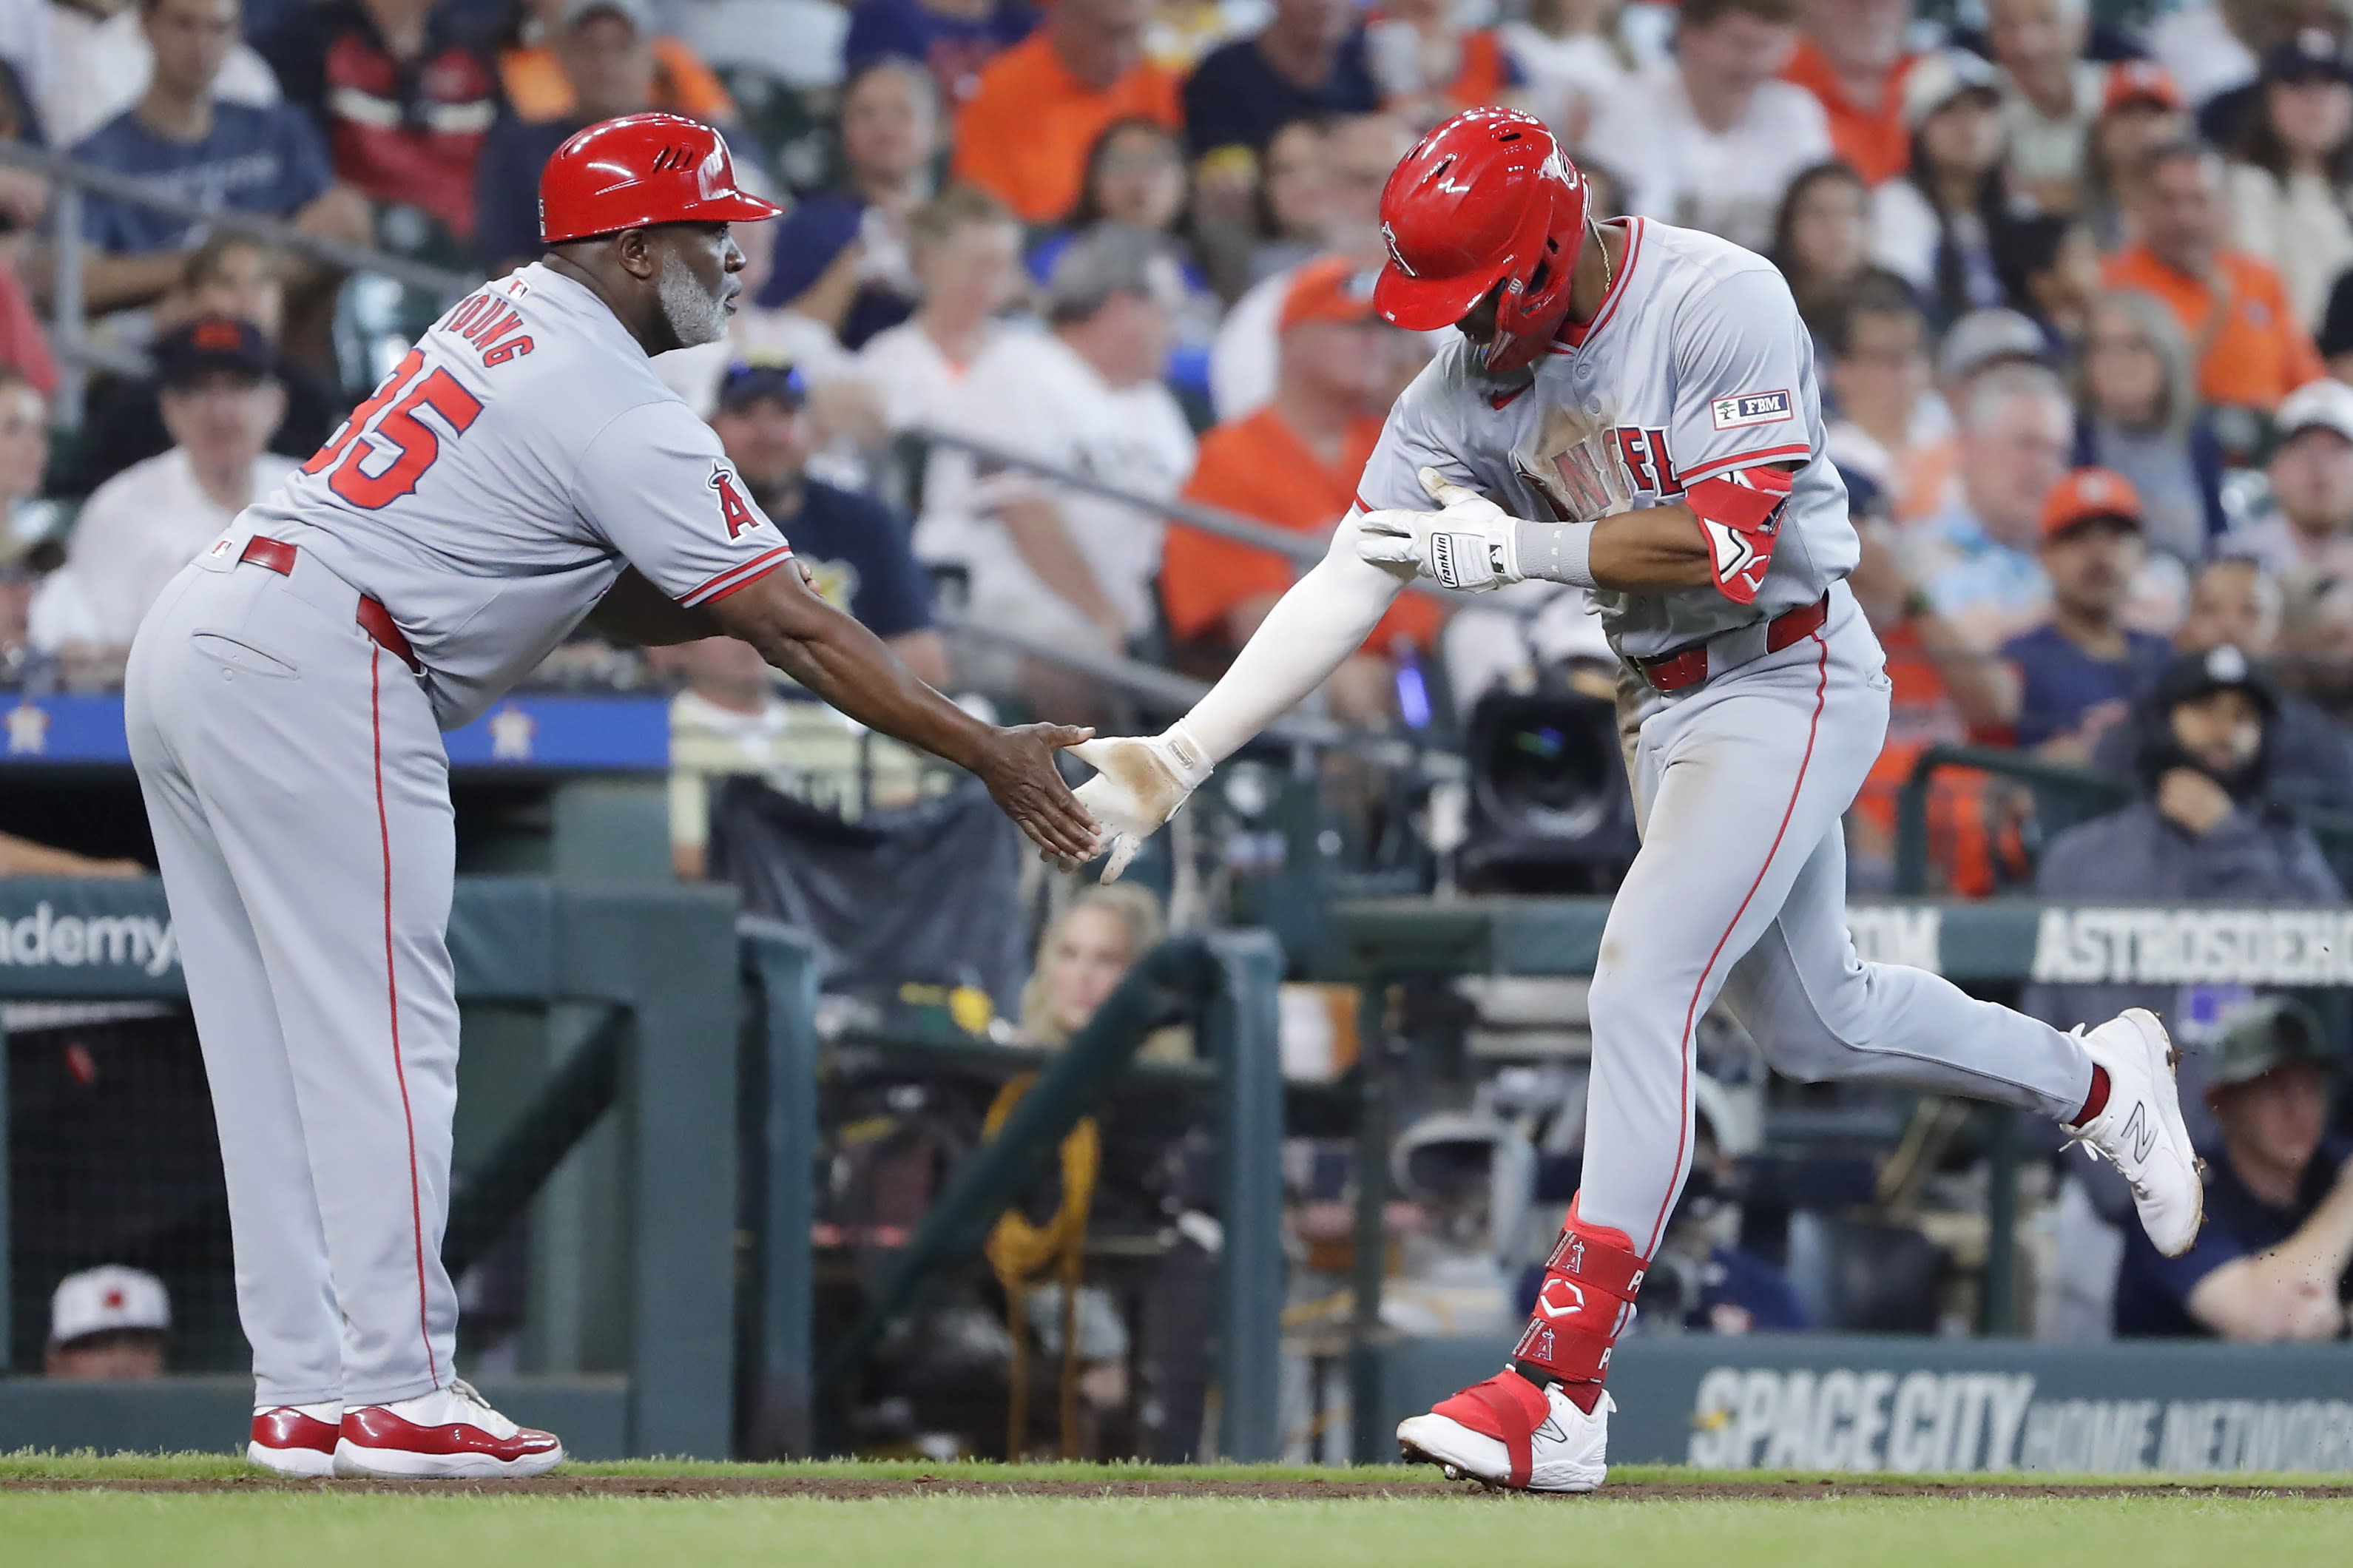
[1512,1200,1647,1385]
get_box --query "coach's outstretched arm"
[709,563,1101,863]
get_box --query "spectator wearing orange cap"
[1996,468,2173,756]
[2082,61,2193,248]
[2102,140,2326,417]
[951,0,1182,224]
[1161,258,1442,724]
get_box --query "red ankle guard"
[1512,1201,1646,1383]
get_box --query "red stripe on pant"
[374,646,438,1388]
[1640,631,1832,1258]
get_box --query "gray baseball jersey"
[1338,218,2094,1273]
[125,260,799,1413]
[1354,217,1858,660]
[247,263,795,729]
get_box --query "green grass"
[0,1447,2346,1488]
[2,1492,2346,1568]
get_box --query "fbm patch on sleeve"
[1709,391,1792,430]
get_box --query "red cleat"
[249,1405,340,1478]
[334,1379,563,1479]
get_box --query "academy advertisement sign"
[1383,1336,2353,1474]
[0,880,182,998]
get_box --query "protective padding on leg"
[1428,1369,1553,1489]
[1511,1200,1647,1384]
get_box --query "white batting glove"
[1067,726,1216,882]
[1355,467,1525,592]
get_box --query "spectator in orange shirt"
[2102,139,2327,418]
[1163,257,1442,723]
[952,0,1182,223]
[496,0,737,127]
[1782,0,1916,186]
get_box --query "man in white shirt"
[916,223,1196,718]
[857,183,1024,440]
[30,314,294,668]
[1583,0,1829,254]
[1988,0,2106,213]
[43,0,279,148]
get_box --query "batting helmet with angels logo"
[1372,108,1593,374]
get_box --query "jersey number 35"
[303,349,485,510]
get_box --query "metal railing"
[0,140,481,421]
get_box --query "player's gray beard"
[657,266,729,349]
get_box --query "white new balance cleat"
[334,1379,563,1479]
[249,1402,340,1478]
[2067,1008,2204,1257]
[1396,1368,1611,1493]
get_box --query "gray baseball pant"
[126,539,458,1407]
[1579,586,2095,1259]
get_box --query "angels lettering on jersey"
[1510,398,1683,523]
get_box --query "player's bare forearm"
[1584,505,1715,592]
[588,567,722,645]
[710,568,1099,858]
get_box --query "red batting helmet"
[1373,109,1591,374]
[539,113,783,245]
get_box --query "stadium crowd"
[1,0,2351,1398]
[0,0,2352,893]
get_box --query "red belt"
[238,535,419,674]
[1636,594,1829,695]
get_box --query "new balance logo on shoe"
[2123,1102,2155,1163]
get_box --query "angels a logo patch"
[709,463,759,539]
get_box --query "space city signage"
[1383,1335,2353,1474]
[1683,1365,2353,1474]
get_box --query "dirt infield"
[7,1474,2349,1501]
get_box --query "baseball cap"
[154,315,274,389]
[1043,223,1182,324]
[2153,641,2279,715]
[2207,995,2332,1089]
[2261,27,2353,87]
[2039,467,2143,541]
[2275,376,2353,447]
[2103,60,2185,115]
[562,0,652,31]
[715,356,806,413]
[1278,257,1380,332]
[50,1265,169,1347]
[1900,49,2002,132]
[1936,308,2050,385]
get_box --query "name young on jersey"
[435,281,537,368]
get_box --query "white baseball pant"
[126,538,459,1406]
[1577,585,2095,1258]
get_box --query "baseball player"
[126,115,1098,1479]
[1070,109,2204,1491]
